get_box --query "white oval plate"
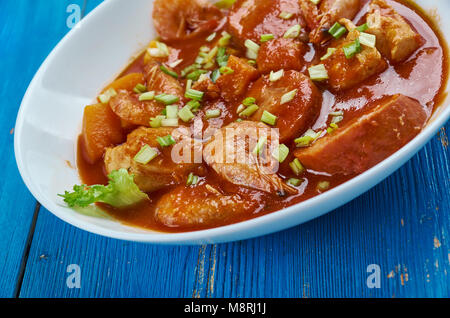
[15,0,450,244]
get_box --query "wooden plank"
[18,0,449,298]
[0,0,85,298]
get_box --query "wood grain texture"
[0,0,85,297]
[3,0,449,298]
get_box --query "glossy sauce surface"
[77,0,447,232]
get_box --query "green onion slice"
[281,89,298,105]
[161,118,179,127]
[206,109,221,119]
[157,135,176,147]
[261,110,277,126]
[178,105,195,122]
[239,104,259,117]
[206,32,217,42]
[134,145,158,164]
[98,88,117,104]
[328,22,346,39]
[133,83,147,94]
[317,181,330,192]
[272,144,289,163]
[279,12,293,20]
[308,64,329,81]
[185,88,204,101]
[165,105,178,119]
[150,115,165,128]
[219,66,234,75]
[155,94,180,105]
[287,178,302,187]
[269,69,284,82]
[359,32,376,48]
[253,136,267,156]
[320,48,337,61]
[211,69,221,83]
[186,173,199,186]
[343,38,361,59]
[139,91,155,101]
[245,39,260,60]
[243,97,256,106]
[284,24,301,39]
[356,23,369,32]
[219,31,232,46]
[260,34,275,43]
[289,158,305,175]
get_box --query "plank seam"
[12,202,40,298]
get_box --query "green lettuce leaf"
[59,169,148,209]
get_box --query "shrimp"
[155,184,256,228]
[153,0,223,42]
[104,127,200,193]
[109,62,183,126]
[203,121,297,196]
[246,70,322,142]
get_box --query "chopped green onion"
[219,66,234,75]
[356,23,369,32]
[236,104,246,114]
[239,104,259,117]
[247,60,256,66]
[343,38,361,59]
[98,88,117,104]
[187,69,208,81]
[359,32,376,48]
[328,22,347,39]
[178,105,195,122]
[157,135,176,147]
[186,173,199,186]
[243,97,256,106]
[269,69,284,82]
[211,69,221,83]
[216,47,229,67]
[317,181,330,192]
[168,59,183,68]
[155,94,180,105]
[284,24,301,39]
[133,83,147,94]
[308,64,329,81]
[219,31,232,46]
[287,178,302,187]
[206,109,221,119]
[206,32,217,42]
[160,65,178,78]
[181,64,199,77]
[200,46,210,53]
[272,144,289,163]
[187,100,201,112]
[186,79,193,91]
[281,89,297,105]
[320,48,337,61]
[279,12,294,20]
[331,115,343,124]
[148,41,169,58]
[260,34,275,43]
[289,158,305,175]
[134,145,158,164]
[327,123,339,134]
[245,39,260,60]
[253,136,267,156]
[150,115,165,128]
[165,105,178,119]
[295,129,321,147]
[139,91,155,101]
[261,110,277,126]
[161,118,179,127]
[185,88,204,101]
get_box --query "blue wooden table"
[1,0,449,298]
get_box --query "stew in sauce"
[62,0,448,232]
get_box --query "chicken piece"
[109,63,183,126]
[203,121,296,195]
[256,38,307,74]
[300,0,360,44]
[295,95,428,176]
[227,0,306,48]
[152,0,223,42]
[322,28,387,91]
[366,0,422,63]
[155,184,256,228]
[247,70,322,142]
[105,127,200,192]
[215,55,259,102]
